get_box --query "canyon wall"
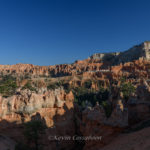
[0,42,150,150]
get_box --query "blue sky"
[0,0,150,65]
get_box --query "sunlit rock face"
[90,41,150,64]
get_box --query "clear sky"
[0,0,150,66]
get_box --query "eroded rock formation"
[0,42,150,150]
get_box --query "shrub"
[120,82,135,100]
[24,74,31,79]
[47,82,60,90]
[101,101,112,118]
[47,83,57,90]
[84,80,92,89]
[47,80,71,93]
[97,80,105,89]
[22,82,36,92]
[0,75,17,97]
[63,83,71,93]
[73,87,109,108]
[24,120,45,150]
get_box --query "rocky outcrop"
[0,88,75,150]
[80,106,123,150]
[90,41,150,64]
[0,88,69,117]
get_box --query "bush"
[24,120,45,150]
[0,75,17,97]
[63,83,71,93]
[47,83,57,90]
[73,87,109,108]
[97,80,105,89]
[47,80,71,93]
[101,101,112,118]
[47,82,61,90]
[120,82,135,100]
[84,80,92,89]
[22,82,36,92]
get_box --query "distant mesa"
[89,41,150,64]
